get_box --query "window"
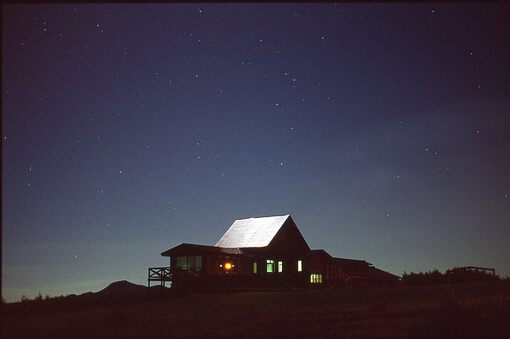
[310,274,322,284]
[297,260,303,272]
[266,259,274,273]
[176,256,202,270]
[253,262,258,274]
[176,256,187,268]
[189,256,202,269]
[278,261,283,272]
[175,256,202,276]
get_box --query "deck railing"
[148,267,172,287]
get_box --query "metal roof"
[215,215,291,248]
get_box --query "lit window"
[278,261,283,272]
[176,256,187,268]
[176,256,202,270]
[253,262,257,274]
[266,259,274,273]
[297,260,302,272]
[175,256,202,276]
[310,274,322,284]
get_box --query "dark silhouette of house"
[149,215,399,290]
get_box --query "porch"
[148,267,172,287]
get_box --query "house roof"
[161,243,243,257]
[366,266,400,280]
[308,249,372,266]
[215,215,291,248]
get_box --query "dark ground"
[2,281,510,338]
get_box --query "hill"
[95,280,150,297]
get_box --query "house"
[149,215,399,290]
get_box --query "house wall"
[169,251,310,289]
[244,250,309,288]
[267,219,310,252]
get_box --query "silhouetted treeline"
[402,267,503,286]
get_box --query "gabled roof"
[215,215,291,248]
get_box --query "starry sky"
[2,3,510,302]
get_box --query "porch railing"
[148,267,172,287]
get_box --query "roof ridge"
[235,214,290,221]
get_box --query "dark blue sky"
[3,3,510,302]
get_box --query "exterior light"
[224,262,232,270]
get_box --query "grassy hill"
[2,281,510,338]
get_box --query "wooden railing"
[148,267,172,287]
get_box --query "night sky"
[3,3,510,302]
